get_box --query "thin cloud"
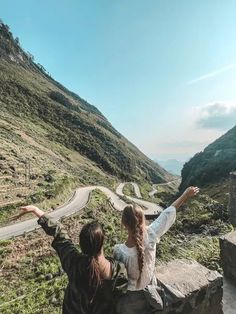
[187,62,236,85]
[196,101,236,129]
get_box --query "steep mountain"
[0,21,172,211]
[180,126,236,202]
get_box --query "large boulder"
[156,259,223,314]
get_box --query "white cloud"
[187,62,236,85]
[195,101,236,129]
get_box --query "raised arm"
[149,186,199,240]
[171,186,199,209]
[19,205,79,275]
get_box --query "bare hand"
[20,205,39,213]
[10,205,40,221]
[184,186,199,198]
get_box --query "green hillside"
[180,125,236,202]
[0,21,172,219]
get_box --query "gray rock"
[156,259,223,314]
[45,273,53,280]
[220,231,236,284]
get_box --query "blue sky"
[1,0,236,160]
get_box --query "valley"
[0,19,235,313]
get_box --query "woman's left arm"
[149,186,199,240]
[19,206,79,274]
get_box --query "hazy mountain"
[157,159,184,176]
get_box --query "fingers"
[192,187,200,195]
[10,211,27,221]
[186,186,200,197]
[20,205,32,212]
[20,206,29,210]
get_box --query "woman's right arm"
[19,206,79,274]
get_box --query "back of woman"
[113,223,167,291]
[114,186,199,314]
[17,205,128,314]
[63,255,127,314]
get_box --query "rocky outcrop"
[220,231,236,284]
[156,259,223,314]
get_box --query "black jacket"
[38,215,128,314]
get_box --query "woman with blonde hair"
[114,186,199,314]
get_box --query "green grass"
[138,182,163,203]
[0,173,78,226]
[156,194,233,271]
[122,183,135,197]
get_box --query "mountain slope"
[0,21,172,210]
[180,125,236,196]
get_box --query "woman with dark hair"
[114,186,199,314]
[18,205,128,314]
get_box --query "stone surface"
[223,277,236,314]
[229,172,236,226]
[220,231,236,284]
[156,259,223,314]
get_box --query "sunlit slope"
[0,21,172,185]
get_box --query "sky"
[1,0,236,161]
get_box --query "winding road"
[149,179,181,197]
[0,183,163,240]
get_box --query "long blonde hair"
[122,204,145,285]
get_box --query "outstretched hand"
[184,186,200,198]
[10,205,45,221]
[171,186,199,209]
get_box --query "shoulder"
[113,243,122,253]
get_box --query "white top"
[113,206,176,291]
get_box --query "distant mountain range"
[0,20,172,186]
[156,159,184,176]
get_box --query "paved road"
[149,185,158,197]
[0,184,160,240]
[116,183,163,216]
[116,182,142,198]
[130,182,142,198]
[149,179,181,197]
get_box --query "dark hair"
[79,222,105,300]
[122,204,145,287]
